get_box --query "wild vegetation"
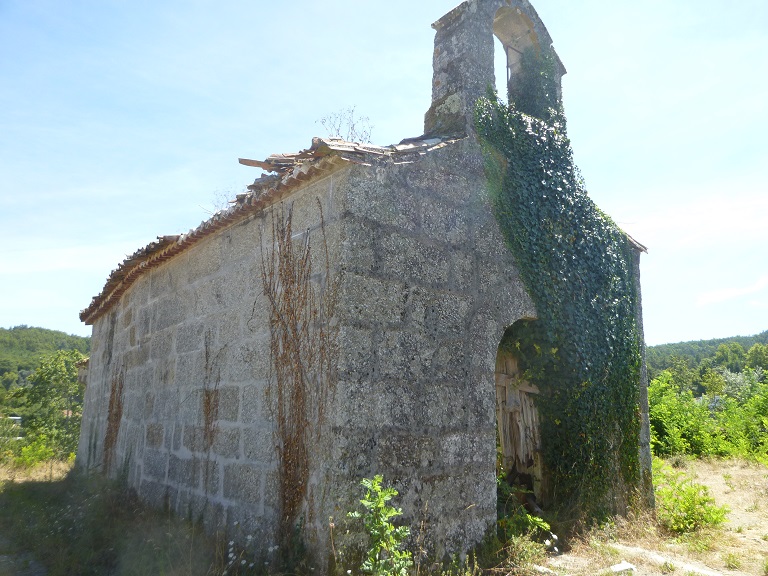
[1,327,89,467]
[0,325,89,394]
[0,464,232,576]
[0,331,766,574]
[647,339,768,462]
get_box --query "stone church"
[77,0,652,561]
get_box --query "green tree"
[714,342,746,373]
[18,349,86,459]
[746,343,768,370]
[721,367,762,402]
[701,368,725,397]
[668,355,696,393]
[739,380,768,456]
[1,370,18,390]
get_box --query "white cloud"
[697,275,768,307]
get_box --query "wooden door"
[495,349,543,501]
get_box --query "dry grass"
[547,458,768,575]
[0,460,72,483]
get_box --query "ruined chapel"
[77,0,653,561]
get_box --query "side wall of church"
[77,172,347,548]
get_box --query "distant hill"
[647,330,768,376]
[0,326,90,388]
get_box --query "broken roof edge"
[80,135,462,326]
[625,232,648,254]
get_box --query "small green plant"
[660,560,676,573]
[473,480,552,572]
[762,556,768,575]
[497,507,550,541]
[722,552,741,570]
[348,475,413,576]
[653,459,728,533]
[669,455,688,469]
[678,531,714,553]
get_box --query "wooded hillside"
[647,330,768,377]
[0,326,90,392]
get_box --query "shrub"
[476,478,553,572]
[0,417,22,463]
[15,434,55,467]
[648,370,768,460]
[347,475,412,576]
[653,458,728,533]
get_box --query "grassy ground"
[0,463,236,576]
[1,458,767,575]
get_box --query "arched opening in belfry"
[492,6,541,99]
[493,35,509,102]
[495,320,545,508]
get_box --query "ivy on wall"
[475,48,642,516]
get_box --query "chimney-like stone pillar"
[424,0,565,138]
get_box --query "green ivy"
[475,48,642,516]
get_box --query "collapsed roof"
[80,135,458,325]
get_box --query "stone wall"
[78,173,347,550]
[78,137,538,560]
[324,138,536,557]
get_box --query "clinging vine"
[475,47,643,516]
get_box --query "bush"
[15,434,55,467]
[653,458,728,533]
[649,370,768,461]
[473,478,553,572]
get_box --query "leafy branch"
[348,475,412,576]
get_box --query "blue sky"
[1,0,766,346]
